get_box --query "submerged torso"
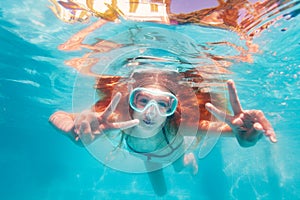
[125,127,185,163]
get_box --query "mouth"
[143,119,155,126]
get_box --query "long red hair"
[92,68,226,134]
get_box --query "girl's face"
[130,86,175,138]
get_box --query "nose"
[145,104,158,119]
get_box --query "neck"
[126,128,167,153]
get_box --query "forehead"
[142,85,170,93]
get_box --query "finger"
[49,112,75,132]
[266,130,277,143]
[253,111,277,143]
[232,117,243,126]
[49,113,56,122]
[74,113,85,129]
[227,80,243,115]
[73,114,82,134]
[61,121,75,132]
[92,129,102,135]
[89,116,101,133]
[80,120,92,135]
[75,136,80,141]
[110,119,140,130]
[49,111,66,121]
[49,112,65,123]
[205,103,232,124]
[102,92,122,119]
[74,127,80,135]
[253,122,264,131]
[74,126,80,138]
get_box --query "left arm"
[203,80,277,147]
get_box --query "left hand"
[205,80,277,147]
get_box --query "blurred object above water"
[48,0,300,77]
[49,0,300,37]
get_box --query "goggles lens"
[129,87,178,116]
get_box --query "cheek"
[157,115,167,123]
[132,111,142,119]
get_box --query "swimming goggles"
[129,87,178,117]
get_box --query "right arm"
[49,111,85,146]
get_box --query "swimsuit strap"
[126,128,183,161]
[125,127,169,154]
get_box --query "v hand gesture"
[49,93,139,145]
[73,92,139,144]
[205,80,277,147]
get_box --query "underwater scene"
[0,0,300,199]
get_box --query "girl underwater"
[48,0,278,196]
[49,67,277,196]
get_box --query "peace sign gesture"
[49,93,139,145]
[205,80,277,147]
[73,92,139,144]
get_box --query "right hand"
[74,92,139,144]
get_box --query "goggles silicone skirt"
[129,87,178,117]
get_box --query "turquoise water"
[1,1,300,199]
